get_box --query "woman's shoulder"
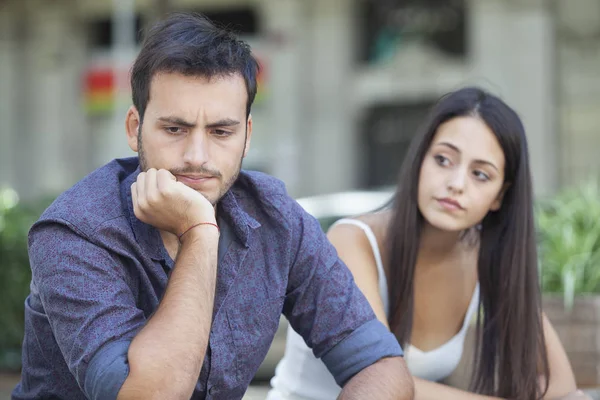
[327,211,390,260]
[328,210,390,241]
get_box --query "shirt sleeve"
[28,219,146,399]
[282,201,404,387]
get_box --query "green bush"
[536,179,600,310]
[0,188,52,371]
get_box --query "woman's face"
[417,116,507,232]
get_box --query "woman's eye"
[434,154,450,167]
[473,170,491,181]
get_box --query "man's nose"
[182,132,210,166]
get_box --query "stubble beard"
[137,127,245,205]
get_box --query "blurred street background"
[1,0,600,398]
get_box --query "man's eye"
[165,127,180,134]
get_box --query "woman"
[268,87,586,400]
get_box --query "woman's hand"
[551,390,593,400]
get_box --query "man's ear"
[490,182,510,211]
[125,106,141,152]
[243,114,253,158]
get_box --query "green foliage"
[0,188,52,371]
[536,179,600,309]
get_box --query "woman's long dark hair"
[386,87,549,399]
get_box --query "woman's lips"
[436,198,464,211]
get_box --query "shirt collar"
[217,187,261,248]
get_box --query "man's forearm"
[118,229,218,400]
[338,357,414,400]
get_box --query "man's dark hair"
[131,12,259,122]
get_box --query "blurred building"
[0,0,598,200]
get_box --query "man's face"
[126,72,252,205]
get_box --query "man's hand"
[131,168,216,236]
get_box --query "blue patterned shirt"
[12,157,402,400]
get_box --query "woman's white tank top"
[267,218,480,400]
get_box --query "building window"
[87,16,143,49]
[356,0,467,65]
[361,101,435,188]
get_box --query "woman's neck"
[417,222,466,269]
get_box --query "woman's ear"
[490,182,510,211]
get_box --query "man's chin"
[193,190,214,204]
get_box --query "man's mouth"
[175,174,217,188]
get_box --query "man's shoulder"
[230,170,317,236]
[234,170,288,197]
[232,170,298,214]
[38,158,138,235]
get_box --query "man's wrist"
[179,223,220,245]
[178,221,220,243]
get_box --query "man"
[13,12,413,400]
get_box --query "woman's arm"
[413,378,501,400]
[539,312,578,399]
[414,379,591,400]
[326,222,390,325]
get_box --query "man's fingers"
[160,169,177,181]
[131,182,140,217]
[145,168,158,205]
[157,169,176,194]
[131,182,137,203]
[136,172,148,210]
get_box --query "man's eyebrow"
[157,116,196,128]
[205,118,241,129]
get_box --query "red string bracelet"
[177,222,220,243]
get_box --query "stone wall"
[544,295,600,387]
[555,0,600,187]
